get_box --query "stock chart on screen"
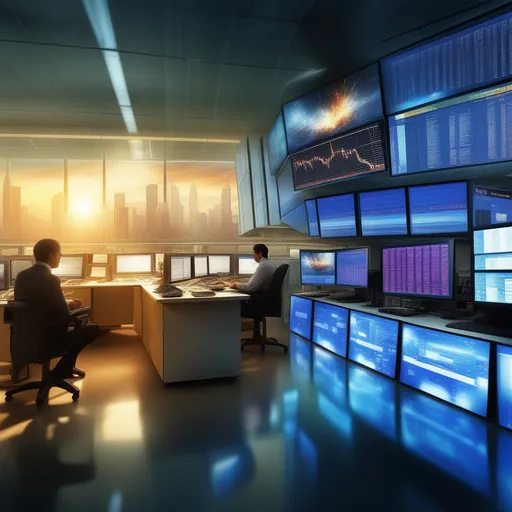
[291,123,386,190]
[283,64,383,153]
[408,182,468,234]
[400,324,490,416]
[289,295,313,339]
[474,186,512,227]
[498,345,512,430]
[300,251,336,285]
[389,82,512,175]
[317,193,357,238]
[305,199,319,237]
[359,188,407,236]
[336,248,368,287]
[382,242,453,298]
[312,302,349,357]
[348,311,399,378]
[268,111,288,175]
[382,10,512,114]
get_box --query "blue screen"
[475,273,512,304]
[389,83,512,176]
[289,333,312,380]
[305,200,319,237]
[382,10,512,114]
[408,182,468,234]
[498,431,512,509]
[359,188,407,236]
[283,64,383,153]
[474,187,512,227]
[400,324,490,416]
[349,311,399,378]
[268,111,288,175]
[300,251,335,285]
[348,365,396,439]
[336,248,368,287]
[313,346,347,406]
[312,302,349,357]
[289,295,313,339]
[282,203,308,235]
[400,389,490,493]
[498,345,512,430]
[317,193,357,238]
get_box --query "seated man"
[14,238,99,378]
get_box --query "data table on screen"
[300,251,335,285]
[170,257,192,282]
[312,302,349,357]
[209,256,231,274]
[336,249,368,287]
[473,187,512,227]
[359,188,408,236]
[194,256,208,277]
[289,296,313,340]
[317,194,357,238]
[305,200,319,237]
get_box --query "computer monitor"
[473,186,512,228]
[208,255,231,275]
[300,250,335,286]
[400,324,490,416]
[336,248,368,288]
[317,193,357,238]
[167,255,192,283]
[88,265,109,280]
[115,254,153,275]
[0,260,9,291]
[155,253,164,277]
[91,254,109,264]
[305,199,319,237]
[52,255,86,279]
[358,188,408,236]
[193,255,208,278]
[289,295,313,339]
[497,344,512,430]
[408,182,468,235]
[237,256,258,276]
[10,258,33,285]
[312,302,348,357]
[382,241,454,299]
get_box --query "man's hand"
[68,299,83,311]
[229,282,238,289]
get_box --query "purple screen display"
[336,248,368,287]
[383,243,451,298]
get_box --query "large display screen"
[194,256,208,277]
[382,10,512,114]
[291,123,386,190]
[237,256,258,276]
[52,256,85,278]
[300,251,335,285]
[267,111,288,175]
[498,345,512,430]
[389,82,512,176]
[348,311,399,378]
[281,202,308,235]
[400,324,490,416]
[359,188,407,236]
[289,295,313,339]
[382,242,453,298]
[317,193,357,238]
[408,182,468,234]
[170,256,192,282]
[209,255,231,274]
[115,254,152,274]
[283,64,383,153]
[474,186,512,228]
[312,302,349,357]
[336,248,368,287]
[305,199,319,237]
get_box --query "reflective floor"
[0,326,510,511]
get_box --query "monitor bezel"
[114,253,155,276]
[52,254,87,280]
[311,300,349,358]
[472,184,512,230]
[317,192,359,239]
[335,247,369,288]
[299,249,337,287]
[288,294,313,340]
[305,199,320,238]
[207,254,233,276]
[8,256,34,286]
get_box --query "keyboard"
[378,307,418,317]
[446,320,512,338]
[64,279,86,286]
[296,291,331,298]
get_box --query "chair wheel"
[5,393,12,403]
[72,393,80,402]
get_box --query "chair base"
[241,336,288,353]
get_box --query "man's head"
[253,244,269,263]
[33,239,61,269]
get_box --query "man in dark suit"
[14,238,99,378]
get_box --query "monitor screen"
[52,256,85,278]
[90,266,107,279]
[408,182,468,235]
[170,256,192,282]
[382,10,512,114]
[336,248,368,287]
[474,186,512,228]
[0,260,8,291]
[382,242,453,299]
[359,188,408,236]
[194,256,208,278]
[312,302,349,357]
[10,259,32,285]
[267,111,288,175]
[237,256,258,276]
[389,82,512,176]
[276,160,312,217]
[317,193,357,238]
[291,123,386,190]
[300,251,335,285]
[305,200,319,237]
[92,254,109,264]
[400,324,490,416]
[283,64,383,153]
[281,202,308,235]
[116,254,152,274]
[498,345,512,430]
[349,311,399,378]
[289,295,313,339]
[209,255,231,274]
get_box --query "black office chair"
[4,302,92,407]
[241,263,289,352]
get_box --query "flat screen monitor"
[312,302,349,357]
[281,202,308,235]
[348,311,399,378]
[400,324,490,416]
[473,186,512,228]
[359,188,408,236]
[208,255,231,275]
[300,250,335,286]
[89,266,107,279]
[169,256,192,282]
[267,110,288,175]
[498,345,512,430]
[305,200,319,237]
[237,256,258,276]
[52,256,85,279]
[193,256,208,278]
[389,82,512,176]
[92,254,109,264]
[317,193,357,238]
[283,64,383,153]
[10,259,32,285]
[115,254,152,274]
[336,248,368,287]
[291,123,386,191]
[408,182,468,235]
[382,10,512,114]
[0,260,8,291]
[382,241,454,299]
[289,295,313,340]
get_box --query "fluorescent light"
[0,133,240,143]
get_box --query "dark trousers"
[53,324,100,375]
[241,300,262,337]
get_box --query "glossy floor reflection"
[0,327,508,511]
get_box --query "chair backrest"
[250,263,289,318]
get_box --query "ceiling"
[0,0,510,160]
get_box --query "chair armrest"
[68,307,92,326]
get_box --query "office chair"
[4,302,92,407]
[241,263,289,352]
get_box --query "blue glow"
[498,431,512,509]
[289,296,313,339]
[473,186,512,227]
[305,200,319,237]
[313,346,347,406]
[298,429,318,477]
[289,333,312,380]
[336,248,368,287]
[318,393,352,439]
[282,203,308,235]
[317,193,357,238]
[300,251,335,286]
[312,302,348,357]
[268,111,288,175]
[498,345,512,430]
[359,188,407,236]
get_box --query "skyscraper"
[3,161,11,239]
[11,186,21,239]
[221,185,232,239]
[146,184,158,235]
[169,184,182,237]
[189,184,198,225]
[52,193,65,238]
[114,193,129,239]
